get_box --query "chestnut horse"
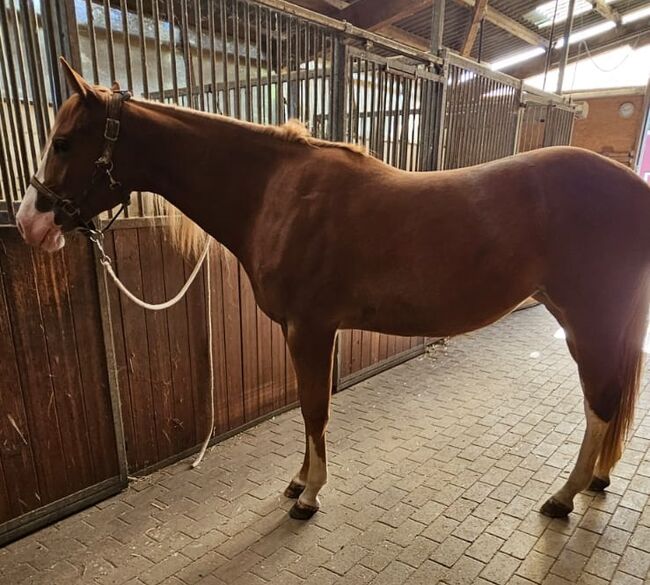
[16,59,650,520]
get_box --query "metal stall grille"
[518,89,576,153]
[440,55,521,170]
[344,46,443,172]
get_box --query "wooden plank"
[379,333,389,362]
[220,248,245,430]
[103,232,138,472]
[31,245,97,493]
[209,245,230,436]
[113,228,159,471]
[0,239,41,519]
[137,227,176,462]
[63,235,119,483]
[350,330,362,375]
[271,320,286,410]
[239,266,260,422]
[286,339,298,404]
[160,232,196,451]
[361,330,372,370]
[461,0,488,57]
[337,330,351,378]
[454,0,548,48]
[256,308,275,416]
[0,238,68,503]
[370,331,381,366]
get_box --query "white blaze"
[15,140,65,252]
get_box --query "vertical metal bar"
[180,0,192,107]
[119,0,133,92]
[390,75,400,166]
[8,3,37,175]
[209,0,218,113]
[153,0,165,102]
[345,54,353,141]
[362,56,369,149]
[399,77,411,169]
[255,5,263,122]
[233,0,241,118]
[305,24,311,129]
[220,0,230,116]
[266,8,273,124]
[320,29,326,137]
[408,77,419,170]
[244,1,252,120]
[196,0,205,111]
[84,0,100,83]
[137,0,149,99]
[102,0,116,83]
[167,0,179,103]
[430,0,445,54]
[19,0,47,147]
[285,16,292,121]
[369,61,378,156]
[40,1,64,112]
[556,0,576,94]
[0,5,27,203]
[330,36,348,140]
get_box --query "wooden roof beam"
[590,0,622,25]
[461,0,488,56]
[336,0,431,31]
[454,0,549,48]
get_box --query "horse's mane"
[159,118,367,259]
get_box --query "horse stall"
[0,0,577,545]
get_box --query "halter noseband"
[29,89,132,234]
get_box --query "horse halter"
[29,88,133,234]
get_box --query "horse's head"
[16,58,132,252]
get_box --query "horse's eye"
[53,137,70,154]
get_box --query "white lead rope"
[91,233,215,468]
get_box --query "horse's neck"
[124,101,285,258]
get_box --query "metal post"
[331,36,347,142]
[430,0,445,54]
[556,0,576,94]
[634,79,650,173]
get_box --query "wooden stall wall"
[338,330,426,389]
[102,222,298,473]
[0,229,120,532]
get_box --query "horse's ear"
[59,57,93,99]
[111,81,121,92]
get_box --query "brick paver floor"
[3,306,650,585]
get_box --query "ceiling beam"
[590,0,622,25]
[453,0,549,47]
[461,0,488,56]
[336,0,431,31]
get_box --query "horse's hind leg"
[539,306,647,517]
[283,322,336,519]
[541,398,609,517]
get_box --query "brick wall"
[571,93,645,167]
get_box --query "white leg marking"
[15,139,65,252]
[553,400,608,508]
[297,436,327,509]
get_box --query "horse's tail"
[598,300,648,472]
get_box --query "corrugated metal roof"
[391,0,650,66]
[314,0,650,72]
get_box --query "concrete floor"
[2,306,650,585]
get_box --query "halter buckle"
[104,118,121,141]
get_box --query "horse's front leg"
[283,322,336,519]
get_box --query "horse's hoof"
[284,481,305,499]
[289,501,319,520]
[589,476,610,492]
[540,497,573,518]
